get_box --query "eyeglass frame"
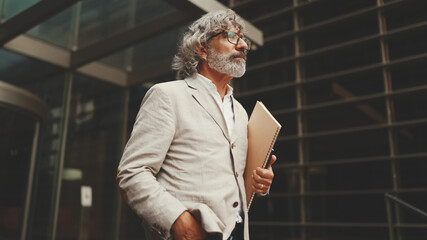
[207,30,251,51]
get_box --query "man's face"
[206,26,248,78]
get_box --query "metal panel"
[0,81,47,118]
[4,35,71,67]
[164,0,264,46]
[0,0,79,45]
[77,62,127,86]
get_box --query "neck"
[199,62,232,100]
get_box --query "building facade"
[0,0,426,239]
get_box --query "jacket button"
[233,201,239,208]
[231,143,236,149]
[235,172,239,178]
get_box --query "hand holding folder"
[244,101,282,210]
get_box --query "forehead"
[225,25,242,34]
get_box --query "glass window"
[394,91,427,122]
[131,26,185,70]
[274,139,299,164]
[249,225,301,240]
[237,86,296,112]
[390,61,427,90]
[299,0,375,27]
[398,158,427,189]
[307,161,392,192]
[308,226,388,239]
[0,107,37,240]
[56,74,125,240]
[249,196,301,222]
[307,129,390,162]
[387,29,427,61]
[233,0,292,20]
[275,113,297,137]
[237,62,296,92]
[271,167,301,194]
[304,71,384,105]
[385,1,427,30]
[2,0,39,20]
[26,74,67,240]
[302,42,381,78]
[77,0,174,48]
[395,124,427,155]
[27,4,76,49]
[77,0,134,48]
[304,99,387,133]
[247,38,294,66]
[118,205,145,240]
[397,193,427,224]
[257,13,293,38]
[0,49,63,89]
[300,13,378,52]
[307,194,387,222]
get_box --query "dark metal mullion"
[252,221,427,228]
[273,84,427,116]
[276,155,391,169]
[292,1,307,239]
[271,188,427,197]
[277,117,427,142]
[275,152,427,169]
[377,1,402,239]
[0,0,79,45]
[250,221,389,228]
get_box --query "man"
[117,9,276,240]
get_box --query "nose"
[236,38,248,52]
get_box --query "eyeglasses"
[208,31,251,51]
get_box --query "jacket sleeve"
[117,84,186,236]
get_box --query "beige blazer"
[117,75,249,240]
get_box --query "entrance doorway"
[0,81,46,240]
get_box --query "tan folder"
[244,101,282,209]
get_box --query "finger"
[251,181,269,194]
[267,155,277,170]
[252,170,272,186]
[255,167,274,180]
[251,182,267,194]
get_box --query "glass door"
[0,81,46,240]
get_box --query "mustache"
[231,52,247,60]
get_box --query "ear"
[197,45,208,61]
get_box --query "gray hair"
[172,9,245,79]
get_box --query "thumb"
[267,154,277,170]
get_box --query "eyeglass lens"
[227,31,251,50]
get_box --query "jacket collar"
[185,74,232,141]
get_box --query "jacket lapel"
[230,96,242,144]
[185,76,230,141]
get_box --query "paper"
[244,101,282,209]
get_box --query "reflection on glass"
[56,74,125,240]
[3,0,39,20]
[27,4,76,49]
[0,49,63,89]
[26,74,67,240]
[0,107,37,239]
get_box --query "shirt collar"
[196,73,234,100]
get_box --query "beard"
[206,47,246,78]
